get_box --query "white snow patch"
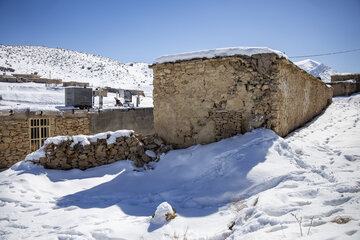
[154,47,287,64]
[150,202,174,226]
[145,150,156,158]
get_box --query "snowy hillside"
[0,45,153,94]
[295,59,338,83]
[0,93,359,239]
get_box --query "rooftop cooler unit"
[65,87,92,109]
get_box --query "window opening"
[29,118,50,151]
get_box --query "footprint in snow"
[7,223,28,229]
[344,155,360,162]
[346,230,357,236]
[323,197,351,206]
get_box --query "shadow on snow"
[14,129,281,218]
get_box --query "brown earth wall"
[271,59,333,137]
[151,54,280,148]
[151,54,333,148]
[329,82,360,96]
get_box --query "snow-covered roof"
[153,47,288,64]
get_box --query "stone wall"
[151,54,332,148]
[329,82,360,97]
[0,113,29,168]
[0,108,154,168]
[26,131,171,170]
[0,110,90,168]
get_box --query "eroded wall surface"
[271,59,333,137]
[151,54,332,148]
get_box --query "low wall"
[0,108,154,168]
[26,131,171,170]
[0,110,90,168]
[272,59,333,137]
[329,82,360,96]
[331,74,360,82]
[89,108,154,135]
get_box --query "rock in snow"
[150,202,176,225]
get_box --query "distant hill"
[0,45,153,95]
[294,59,338,83]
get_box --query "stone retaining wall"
[151,53,332,148]
[26,131,171,170]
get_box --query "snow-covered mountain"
[0,45,153,94]
[295,59,338,83]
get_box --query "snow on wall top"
[153,47,288,64]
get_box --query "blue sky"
[0,0,359,73]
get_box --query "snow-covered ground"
[0,92,359,239]
[0,45,154,109]
[0,82,153,110]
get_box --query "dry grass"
[331,216,351,224]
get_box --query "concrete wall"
[89,108,154,135]
[151,54,332,148]
[329,82,360,97]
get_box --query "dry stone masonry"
[150,47,333,148]
[0,108,154,168]
[26,131,171,170]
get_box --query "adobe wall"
[271,59,333,136]
[329,82,360,97]
[331,74,360,82]
[151,54,332,148]
[151,54,279,147]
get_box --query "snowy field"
[0,94,359,239]
[0,82,153,110]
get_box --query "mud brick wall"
[270,59,333,137]
[331,74,360,82]
[151,53,332,148]
[329,82,360,97]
